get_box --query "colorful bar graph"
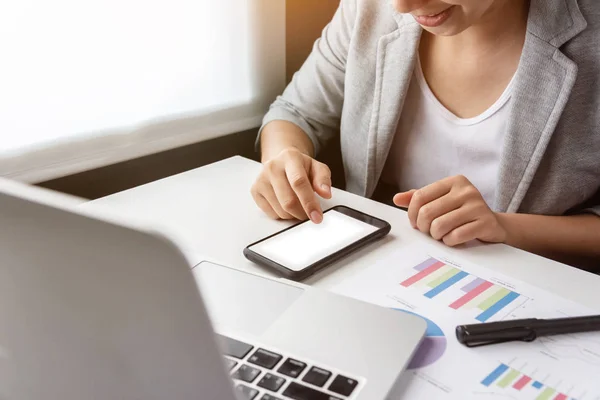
[462,277,485,292]
[403,258,526,321]
[482,364,573,400]
[537,388,556,400]
[427,268,459,288]
[416,266,449,288]
[414,258,439,271]
[450,281,494,309]
[425,271,469,298]
[476,291,520,322]
[513,375,532,390]
[478,288,510,310]
[400,261,445,287]
[497,369,520,388]
[481,363,509,387]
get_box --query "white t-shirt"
[380,58,515,208]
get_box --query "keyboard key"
[248,348,283,369]
[260,394,281,400]
[277,358,306,378]
[218,334,254,359]
[235,384,259,400]
[232,364,261,383]
[301,366,331,387]
[282,382,342,400]
[225,358,238,371]
[328,375,358,396]
[257,373,286,392]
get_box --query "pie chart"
[393,309,447,369]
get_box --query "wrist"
[495,212,520,246]
[259,121,315,163]
[261,145,310,164]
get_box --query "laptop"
[0,178,426,400]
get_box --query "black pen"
[455,315,600,347]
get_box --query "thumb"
[393,190,417,208]
[310,160,332,199]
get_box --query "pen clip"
[456,324,538,348]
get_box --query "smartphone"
[243,205,391,281]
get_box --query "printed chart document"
[332,243,600,400]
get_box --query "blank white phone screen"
[249,210,379,272]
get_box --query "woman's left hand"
[393,175,508,247]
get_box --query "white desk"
[83,156,600,309]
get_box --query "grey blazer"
[259,0,600,217]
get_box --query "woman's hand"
[393,175,507,246]
[251,147,332,223]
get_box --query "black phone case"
[243,205,391,281]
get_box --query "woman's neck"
[417,0,530,119]
[427,0,530,55]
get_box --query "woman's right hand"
[251,147,332,223]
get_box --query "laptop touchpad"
[192,261,303,337]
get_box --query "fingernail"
[321,184,330,194]
[310,211,322,223]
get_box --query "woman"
[250,0,600,267]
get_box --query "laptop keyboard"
[218,334,361,400]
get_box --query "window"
[0,0,285,182]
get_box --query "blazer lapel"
[495,0,587,212]
[363,14,421,197]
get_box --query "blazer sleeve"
[257,0,357,156]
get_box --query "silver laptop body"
[0,178,426,400]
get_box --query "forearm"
[259,121,315,162]
[497,213,600,269]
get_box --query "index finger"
[408,179,453,226]
[285,162,323,223]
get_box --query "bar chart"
[480,362,583,400]
[400,257,529,322]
